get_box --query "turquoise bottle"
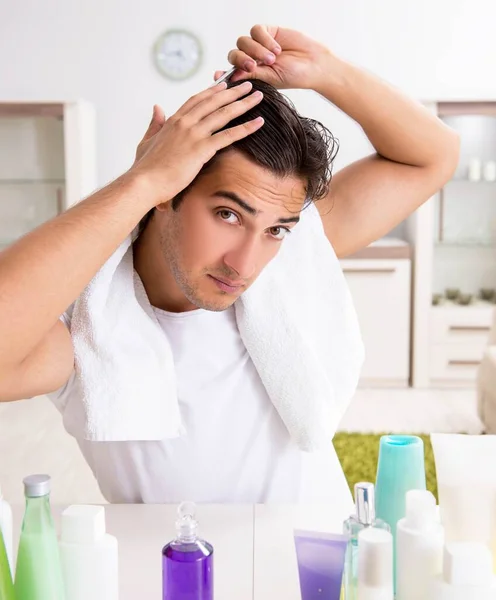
[15,474,65,600]
[0,526,15,600]
[375,435,426,592]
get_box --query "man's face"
[155,150,306,312]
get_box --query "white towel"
[70,203,364,451]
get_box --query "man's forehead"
[203,151,307,213]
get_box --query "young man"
[0,26,458,508]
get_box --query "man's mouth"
[208,275,244,294]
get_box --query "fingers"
[200,88,264,134]
[175,81,228,117]
[249,24,281,55]
[141,105,166,142]
[212,116,265,151]
[236,36,277,66]
[186,80,255,122]
[227,49,258,73]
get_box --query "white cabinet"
[0,101,96,249]
[411,101,496,388]
[341,258,411,387]
[429,304,493,384]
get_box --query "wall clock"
[153,29,203,81]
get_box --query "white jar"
[468,158,482,182]
[59,505,118,600]
[429,542,496,600]
[483,160,496,182]
[0,485,13,574]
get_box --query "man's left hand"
[215,25,332,91]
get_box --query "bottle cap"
[405,489,437,531]
[358,527,393,590]
[176,501,198,542]
[355,482,375,525]
[443,542,493,587]
[23,474,51,498]
[61,505,106,544]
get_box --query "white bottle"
[396,490,444,600]
[468,157,482,182]
[357,527,393,600]
[483,160,496,182]
[429,542,496,600]
[0,484,13,574]
[59,505,118,600]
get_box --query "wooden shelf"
[0,179,64,185]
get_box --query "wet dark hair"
[139,79,338,231]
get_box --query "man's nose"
[223,238,259,281]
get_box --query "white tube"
[431,434,496,571]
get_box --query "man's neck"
[133,221,196,313]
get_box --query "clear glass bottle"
[14,474,66,600]
[342,482,390,600]
[162,502,213,600]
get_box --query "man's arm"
[0,82,264,401]
[314,56,460,258]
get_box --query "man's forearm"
[315,53,459,168]
[0,172,154,371]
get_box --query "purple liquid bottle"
[162,502,213,600]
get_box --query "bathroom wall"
[1,0,495,186]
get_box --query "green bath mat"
[333,432,438,501]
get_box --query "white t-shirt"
[49,305,352,516]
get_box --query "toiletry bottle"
[0,527,15,600]
[162,501,213,600]
[59,505,118,600]
[0,485,13,575]
[483,160,496,182]
[14,474,66,600]
[468,157,482,182]
[375,434,426,592]
[357,527,394,600]
[294,530,348,600]
[343,482,390,600]
[396,490,444,600]
[429,542,496,600]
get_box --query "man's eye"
[269,226,291,240]
[217,209,239,224]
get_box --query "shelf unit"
[411,100,496,388]
[0,101,96,248]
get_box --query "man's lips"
[208,275,244,293]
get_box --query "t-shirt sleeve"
[46,306,76,413]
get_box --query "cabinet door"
[341,259,411,386]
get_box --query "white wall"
[1,0,496,185]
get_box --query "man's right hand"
[130,81,264,207]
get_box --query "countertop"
[11,503,344,600]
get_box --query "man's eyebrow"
[212,190,301,225]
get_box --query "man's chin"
[183,290,237,313]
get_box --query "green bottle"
[0,526,15,600]
[14,475,65,600]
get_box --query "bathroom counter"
[11,503,343,600]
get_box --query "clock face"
[153,29,203,81]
